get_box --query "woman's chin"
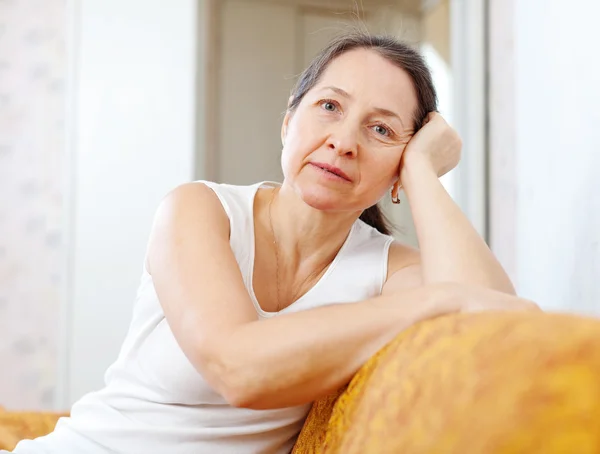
[293,184,350,212]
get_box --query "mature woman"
[7,33,537,454]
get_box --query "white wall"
[60,0,198,407]
[514,0,600,315]
[491,0,600,316]
[449,0,487,237]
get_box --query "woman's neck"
[257,183,359,272]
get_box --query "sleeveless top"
[9,181,394,454]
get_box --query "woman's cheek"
[365,152,403,188]
[281,125,315,170]
[280,142,303,180]
[280,146,293,179]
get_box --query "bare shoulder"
[155,181,228,224]
[382,241,422,295]
[146,181,230,273]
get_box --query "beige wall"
[212,0,422,245]
[213,0,422,186]
[0,0,66,409]
[422,0,450,65]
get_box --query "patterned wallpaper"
[0,0,66,410]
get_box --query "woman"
[7,33,537,454]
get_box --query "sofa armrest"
[0,409,68,451]
[293,311,600,454]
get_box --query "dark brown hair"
[288,32,438,235]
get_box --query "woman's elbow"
[215,363,264,409]
[193,343,257,408]
[223,387,258,409]
[219,363,263,409]
[497,277,517,296]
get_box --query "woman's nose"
[326,124,358,158]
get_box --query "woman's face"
[281,48,418,213]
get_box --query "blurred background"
[0,0,598,412]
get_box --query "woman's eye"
[373,125,389,136]
[321,101,337,112]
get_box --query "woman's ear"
[282,96,295,146]
[281,110,291,147]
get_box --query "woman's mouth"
[309,162,352,182]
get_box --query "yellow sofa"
[2,311,600,453]
[293,311,600,453]
[0,409,67,451]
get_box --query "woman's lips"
[309,162,352,182]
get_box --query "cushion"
[293,311,600,453]
[0,409,66,451]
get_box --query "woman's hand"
[436,283,541,314]
[392,113,462,199]
[404,112,462,177]
[384,283,540,337]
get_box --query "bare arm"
[215,289,447,409]
[396,113,515,294]
[146,183,451,410]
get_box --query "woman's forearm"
[204,285,448,410]
[401,155,515,293]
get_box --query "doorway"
[199,0,485,245]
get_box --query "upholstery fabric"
[293,312,600,454]
[0,408,65,451]
[4,312,600,453]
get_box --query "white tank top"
[9,181,394,454]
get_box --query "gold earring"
[391,183,401,204]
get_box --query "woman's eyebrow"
[320,86,406,129]
[371,107,405,129]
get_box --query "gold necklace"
[268,188,282,312]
